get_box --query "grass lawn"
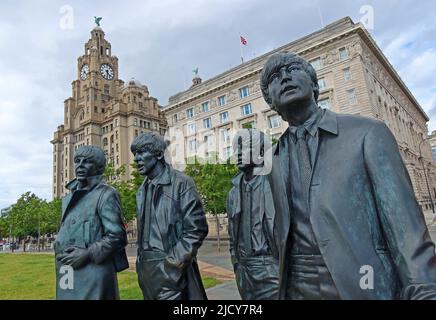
[0,253,221,300]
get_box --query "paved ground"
[126,239,240,299]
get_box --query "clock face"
[80,64,89,80]
[100,63,114,80]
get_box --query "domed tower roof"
[125,78,149,91]
[92,26,103,32]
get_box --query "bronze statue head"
[130,132,168,177]
[260,52,319,123]
[73,146,106,182]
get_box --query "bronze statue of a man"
[260,51,436,299]
[55,146,128,300]
[227,128,279,300]
[131,132,208,300]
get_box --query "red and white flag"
[240,35,247,46]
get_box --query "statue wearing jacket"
[227,129,279,300]
[260,51,436,300]
[132,132,208,300]
[55,146,128,300]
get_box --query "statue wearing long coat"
[55,176,128,300]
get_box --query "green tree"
[8,192,44,251]
[103,163,140,223]
[185,155,238,250]
[0,216,10,239]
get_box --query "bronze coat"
[135,164,209,300]
[55,176,128,300]
[269,110,436,300]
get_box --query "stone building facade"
[163,17,436,210]
[51,27,167,198]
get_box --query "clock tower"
[51,23,167,198]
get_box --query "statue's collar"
[140,163,171,189]
[231,172,262,190]
[66,175,104,192]
[275,109,338,155]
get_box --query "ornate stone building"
[51,26,167,198]
[163,17,436,210]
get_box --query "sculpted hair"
[74,146,106,174]
[130,132,169,159]
[260,51,319,110]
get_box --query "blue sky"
[0,0,435,208]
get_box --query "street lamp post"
[418,138,435,214]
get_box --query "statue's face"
[267,63,314,120]
[134,149,158,176]
[74,156,100,182]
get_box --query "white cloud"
[1,0,436,208]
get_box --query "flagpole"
[239,35,244,64]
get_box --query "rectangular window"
[203,118,212,129]
[343,68,352,81]
[201,101,209,113]
[204,135,214,147]
[309,57,322,70]
[134,118,138,126]
[186,108,195,119]
[188,139,197,153]
[339,47,348,60]
[268,115,282,128]
[222,128,231,142]
[318,78,326,90]
[347,89,357,104]
[242,121,256,129]
[239,86,249,98]
[220,111,229,124]
[217,95,226,107]
[187,123,196,134]
[318,98,331,110]
[173,114,178,124]
[241,103,252,116]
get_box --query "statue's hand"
[58,246,90,269]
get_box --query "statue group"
[54,52,436,300]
